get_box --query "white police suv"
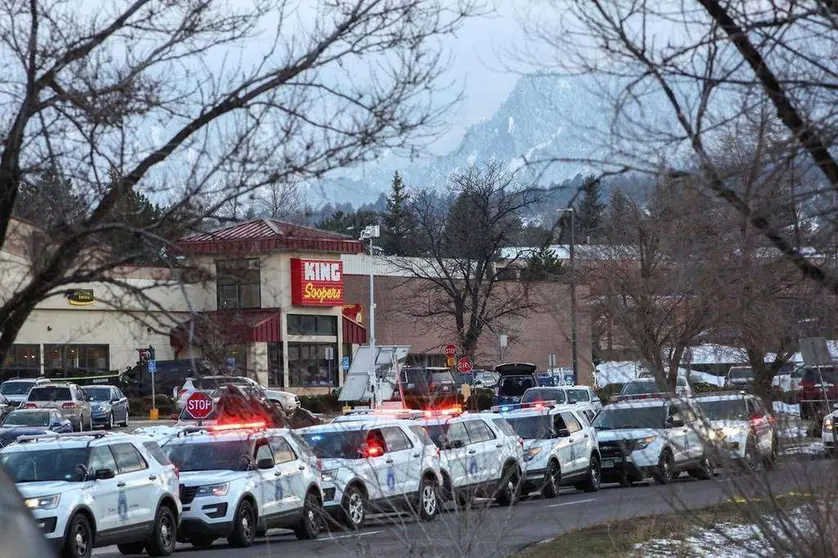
[491,401,601,497]
[593,395,713,485]
[694,392,778,468]
[0,431,180,558]
[161,422,323,549]
[299,418,442,530]
[420,410,523,507]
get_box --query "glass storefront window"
[287,314,337,336]
[1,345,40,378]
[216,259,261,310]
[44,344,109,378]
[288,342,338,387]
[268,343,284,387]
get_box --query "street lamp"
[359,225,380,407]
[558,208,578,385]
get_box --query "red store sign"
[290,258,344,307]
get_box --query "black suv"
[399,367,459,409]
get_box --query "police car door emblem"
[386,467,396,491]
[468,456,478,476]
[275,477,284,500]
[118,491,129,521]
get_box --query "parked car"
[725,366,755,390]
[566,386,603,413]
[24,383,92,431]
[494,363,538,406]
[398,367,459,410]
[772,366,803,394]
[0,409,72,447]
[176,376,300,415]
[797,366,838,420]
[84,385,130,429]
[694,392,777,468]
[0,394,12,422]
[0,378,50,408]
[618,377,692,399]
[472,371,500,389]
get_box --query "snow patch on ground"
[633,509,809,557]
[781,440,824,456]
[777,424,810,439]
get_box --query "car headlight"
[322,469,337,482]
[825,418,833,431]
[634,436,656,450]
[24,494,60,510]
[195,483,229,498]
[524,447,543,462]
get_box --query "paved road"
[93,457,833,558]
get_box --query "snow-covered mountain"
[303,73,672,207]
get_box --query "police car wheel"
[62,513,93,558]
[495,465,520,507]
[541,461,560,499]
[764,435,778,470]
[654,450,674,485]
[228,500,257,548]
[341,486,366,530]
[117,542,145,555]
[418,477,438,521]
[146,505,177,557]
[293,491,322,540]
[579,456,601,492]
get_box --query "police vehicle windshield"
[696,399,748,421]
[504,415,554,439]
[1,448,89,482]
[567,389,591,403]
[592,406,666,430]
[3,410,50,427]
[165,441,252,471]
[301,430,367,459]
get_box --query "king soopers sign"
[290,258,344,306]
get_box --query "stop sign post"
[456,357,472,374]
[186,391,214,421]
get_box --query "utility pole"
[360,225,380,408]
[559,208,578,384]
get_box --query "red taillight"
[24,403,37,409]
[801,380,815,390]
[366,445,384,458]
[177,389,188,397]
[62,402,78,409]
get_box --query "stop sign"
[444,344,457,358]
[185,391,214,419]
[456,357,472,373]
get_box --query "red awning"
[170,309,281,348]
[342,316,367,344]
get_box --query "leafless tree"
[255,180,301,219]
[396,161,541,357]
[0,0,481,361]
[520,0,838,296]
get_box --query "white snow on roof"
[595,360,725,387]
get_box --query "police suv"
[161,422,323,549]
[299,419,442,530]
[592,395,713,485]
[693,392,778,468]
[420,410,524,507]
[0,431,180,558]
[491,401,601,497]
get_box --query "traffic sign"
[444,344,456,358]
[446,356,455,367]
[342,356,351,371]
[325,347,334,361]
[456,357,472,373]
[147,360,157,375]
[185,391,214,419]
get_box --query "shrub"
[298,393,341,414]
[466,388,494,412]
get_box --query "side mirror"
[239,455,253,471]
[556,428,571,438]
[94,468,115,480]
[256,458,275,470]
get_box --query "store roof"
[178,219,363,255]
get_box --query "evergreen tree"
[13,171,86,229]
[106,188,167,262]
[575,174,606,243]
[316,209,379,235]
[381,171,416,255]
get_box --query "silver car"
[24,383,92,431]
[0,378,50,408]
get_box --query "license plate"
[601,459,616,469]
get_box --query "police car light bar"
[208,421,267,432]
[422,406,463,418]
[16,431,110,443]
[491,401,558,413]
